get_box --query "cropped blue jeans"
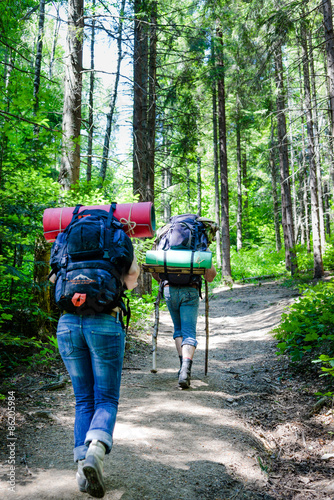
[164,286,199,348]
[56,313,125,463]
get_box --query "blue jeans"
[56,313,125,462]
[164,286,199,348]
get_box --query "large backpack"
[155,214,208,287]
[49,204,133,316]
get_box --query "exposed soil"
[1,279,334,499]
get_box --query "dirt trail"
[1,281,334,499]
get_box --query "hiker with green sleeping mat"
[151,214,217,389]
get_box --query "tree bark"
[274,44,297,275]
[242,153,248,213]
[216,25,231,278]
[144,0,157,202]
[59,0,84,190]
[100,0,126,183]
[270,119,282,252]
[297,43,311,250]
[323,48,334,199]
[236,111,242,252]
[133,0,148,199]
[87,0,95,183]
[186,163,191,206]
[300,17,324,278]
[324,181,331,236]
[286,69,297,237]
[322,0,334,165]
[309,32,326,251]
[33,237,53,336]
[33,0,45,117]
[197,155,201,216]
[49,4,60,79]
[212,74,221,266]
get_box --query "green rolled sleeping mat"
[145,249,212,269]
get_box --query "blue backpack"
[49,204,133,316]
[156,214,208,287]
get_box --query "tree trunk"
[212,75,221,266]
[309,33,326,250]
[216,25,231,278]
[33,237,53,336]
[133,0,148,199]
[186,163,191,206]
[49,4,60,79]
[163,166,172,222]
[242,153,248,213]
[236,115,242,252]
[297,43,310,249]
[324,181,331,236]
[300,17,324,278]
[323,48,334,199]
[197,156,202,216]
[270,119,282,252]
[100,0,126,183]
[274,45,297,275]
[59,0,84,190]
[322,0,334,167]
[87,0,95,183]
[162,129,172,221]
[0,49,14,191]
[286,69,297,237]
[33,0,45,118]
[145,0,157,202]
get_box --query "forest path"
[1,280,334,499]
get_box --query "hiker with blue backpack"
[49,204,140,498]
[151,214,217,389]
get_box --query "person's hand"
[204,264,217,283]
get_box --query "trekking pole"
[151,282,162,373]
[204,279,209,375]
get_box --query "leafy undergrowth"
[273,279,334,398]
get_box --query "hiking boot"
[177,355,183,378]
[83,439,106,498]
[76,459,87,492]
[178,358,192,389]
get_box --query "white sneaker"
[76,459,87,492]
[83,439,106,498]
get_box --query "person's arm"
[204,264,217,283]
[123,255,140,290]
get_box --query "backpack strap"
[163,250,168,275]
[103,203,116,259]
[190,250,194,275]
[70,204,83,224]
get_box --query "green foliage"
[0,332,61,374]
[0,332,43,374]
[323,245,334,271]
[230,245,286,280]
[273,281,334,362]
[24,335,60,369]
[313,355,334,378]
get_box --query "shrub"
[273,281,334,362]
